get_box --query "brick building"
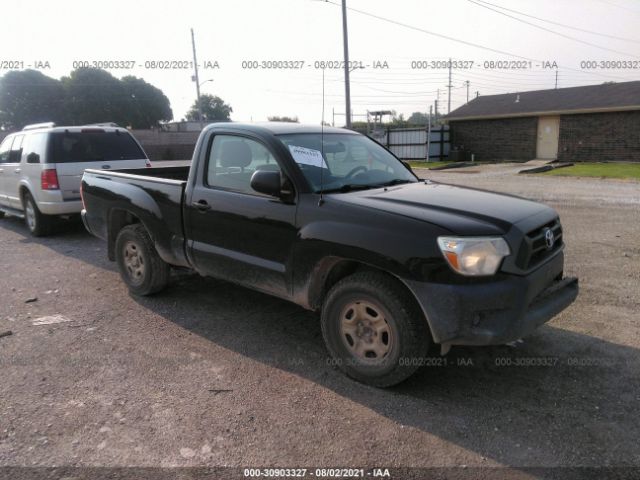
[446,81,640,162]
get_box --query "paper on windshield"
[288,145,328,169]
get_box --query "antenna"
[319,67,326,206]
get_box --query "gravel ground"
[1,162,639,479]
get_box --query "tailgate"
[57,159,148,200]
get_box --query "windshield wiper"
[375,179,414,187]
[320,184,374,193]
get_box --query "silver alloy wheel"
[123,241,145,285]
[340,300,394,362]
[25,199,36,231]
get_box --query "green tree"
[407,112,429,125]
[0,69,66,129]
[121,76,173,128]
[186,94,232,122]
[0,68,173,129]
[62,68,128,125]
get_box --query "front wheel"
[115,224,169,296]
[321,271,431,387]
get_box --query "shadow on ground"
[131,273,640,476]
[4,213,638,477]
[0,215,114,271]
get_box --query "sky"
[2,0,640,125]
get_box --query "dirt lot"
[1,162,639,479]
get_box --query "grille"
[515,218,563,270]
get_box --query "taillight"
[145,159,152,168]
[41,169,59,190]
[80,181,85,209]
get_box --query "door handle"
[14,168,21,174]
[0,169,4,174]
[192,200,211,211]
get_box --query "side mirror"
[26,152,40,164]
[251,170,282,197]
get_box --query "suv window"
[8,135,24,163]
[21,133,48,164]
[49,131,145,163]
[206,135,280,194]
[0,136,14,163]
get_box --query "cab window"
[206,135,281,195]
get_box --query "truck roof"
[204,122,357,136]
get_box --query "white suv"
[0,123,150,236]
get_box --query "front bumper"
[406,251,579,346]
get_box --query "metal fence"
[368,126,450,161]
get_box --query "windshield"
[49,131,146,163]
[277,133,417,193]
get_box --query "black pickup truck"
[81,122,578,386]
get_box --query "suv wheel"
[23,192,53,236]
[115,224,169,296]
[321,271,431,387]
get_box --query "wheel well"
[108,210,141,261]
[19,186,30,207]
[311,260,410,309]
[312,259,433,344]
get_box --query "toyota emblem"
[544,228,555,250]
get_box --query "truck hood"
[330,181,554,235]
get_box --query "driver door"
[186,133,298,298]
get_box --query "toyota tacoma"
[80,123,578,387]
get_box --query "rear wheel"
[115,224,169,296]
[321,271,431,387]
[23,192,53,236]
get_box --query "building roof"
[447,80,640,121]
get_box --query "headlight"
[437,236,510,276]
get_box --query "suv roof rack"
[22,122,56,131]
[85,122,120,128]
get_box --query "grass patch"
[542,163,640,180]
[407,160,454,169]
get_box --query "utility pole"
[555,70,558,89]
[341,0,352,128]
[190,28,203,127]
[465,80,470,103]
[447,57,453,114]
[427,105,433,162]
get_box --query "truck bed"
[109,165,191,181]
[81,166,190,268]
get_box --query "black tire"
[115,224,169,296]
[23,192,53,237]
[321,271,431,387]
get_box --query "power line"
[473,0,640,44]
[467,0,640,58]
[592,0,640,15]
[319,0,634,80]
